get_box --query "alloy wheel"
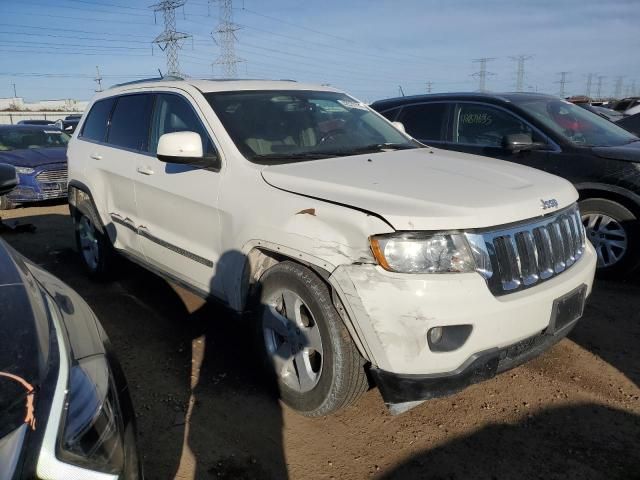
[262,290,323,393]
[582,213,628,268]
[78,216,100,271]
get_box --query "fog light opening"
[428,327,443,345]
[427,325,473,352]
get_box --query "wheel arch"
[238,243,372,362]
[576,183,640,218]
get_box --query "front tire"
[256,261,368,416]
[580,198,640,275]
[73,199,116,279]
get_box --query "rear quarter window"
[80,98,115,142]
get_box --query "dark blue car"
[0,125,69,209]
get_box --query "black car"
[0,165,142,479]
[576,104,625,122]
[371,92,640,274]
[617,112,640,137]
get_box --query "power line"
[510,54,533,92]
[613,76,624,98]
[595,75,606,100]
[210,0,242,78]
[151,0,192,76]
[472,58,495,92]
[585,73,593,98]
[94,66,103,92]
[555,71,570,97]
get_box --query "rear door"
[75,95,151,255]
[394,102,451,146]
[133,91,223,295]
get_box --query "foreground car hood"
[261,148,577,230]
[0,148,67,168]
[591,140,640,163]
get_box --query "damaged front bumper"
[370,321,575,414]
[329,243,597,413]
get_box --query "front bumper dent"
[371,320,576,413]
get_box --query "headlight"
[58,355,124,474]
[15,166,34,174]
[370,233,475,273]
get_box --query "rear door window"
[80,97,115,142]
[396,103,449,142]
[149,93,217,157]
[107,94,154,151]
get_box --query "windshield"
[0,128,70,151]
[514,98,638,147]
[205,90,418,162]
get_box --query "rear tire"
[73,198,116,280]
[0,196,16,210]
[255,261,368,416]
[580,198,640,276]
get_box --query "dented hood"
[261,148,578,231]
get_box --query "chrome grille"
[466,205,586,296]
[36,167,67,183]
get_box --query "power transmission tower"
[596,75,605,100]
[211,0,242,78]
[94,66,103,92]
[150,0,191,77]
[555,71,570,98]
[426,81,433,93]
[613,76,624,98]
[472,58,495,92]
[585,73,593,98]
[510,54,533,92]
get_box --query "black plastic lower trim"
[371,321,577,406]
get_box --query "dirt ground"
[2,203,639,480]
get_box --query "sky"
[1,0,639,103]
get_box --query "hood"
[0,147,67,168]
[261,148,578,231]
[591,140,640,163]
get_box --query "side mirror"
[392,121,407,134]
[0,164,18,196]
[157,131,219,169]
[503,133,547,152]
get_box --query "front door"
[447,102,552,171]
[133,91,223,296]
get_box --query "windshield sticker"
[461,112,493,126]
[44,130,62,134]
[337,99,368,110]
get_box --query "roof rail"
[109,75,184,89]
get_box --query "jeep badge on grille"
[540,198,559,210]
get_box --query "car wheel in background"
[73,198,116,279]
[580,198,640,276]
[256,261,368,416]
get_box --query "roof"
[370,91,558,110]
[103,77,341,97]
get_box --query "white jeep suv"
[67,78,597,415]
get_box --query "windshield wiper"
[320,143,419,156]
[251,152,340,162]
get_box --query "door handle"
[136,166,154,176]
[90,154,102,160]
